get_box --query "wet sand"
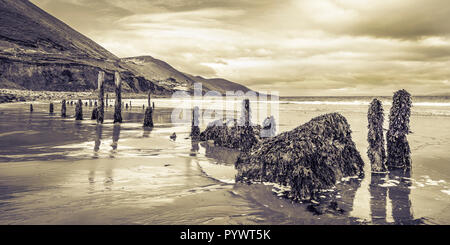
[0,98,449,224]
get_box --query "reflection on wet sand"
[200,142,240,165]
[190,141,199,157]
[338,178,362,215]
[370,169,424,224]
[370,173,388,224]
[111,123,121,154]
[89,123,115,190]
[388,169,415,224]
[142,127,152,138]
[93,124,102,156]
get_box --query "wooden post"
[61,99,67,118]
[91,107,98,120]
[97,71,105,124]
[113,72,122,123]
[386,90,412,170]
[75,99,83,120]
[49,103,54,114]
[143,107,154,127]
[242,99,250,126]
[367,98,387,172]
[191,106,200,139]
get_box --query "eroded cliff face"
[0,58,170,94]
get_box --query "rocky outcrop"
[235,113,365,201]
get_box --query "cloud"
[30,0,450,96]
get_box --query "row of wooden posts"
[32,71,155,127]
[31,72,413,172]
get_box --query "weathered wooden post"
[91,107,98,120]
[143,92,153,127]
[97,71,105,124]
[368,98,387,172]
[49,103,54,114]
[143,107,154,127]
[191,106,200,140]
[113,72,122,123]
[386,90,412,170]
[75,99,83,120]
[61,99,67,118]
[30,104,33,112]
[243,99,251,126]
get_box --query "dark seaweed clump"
[367,98,387,172]
[235,113,365,201]
[386,90,412,169]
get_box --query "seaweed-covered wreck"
[235,113,365,201]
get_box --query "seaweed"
[386,90,412,169]
[235,113,365,201]
[367,98,387,172]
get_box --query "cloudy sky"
[31,0,450,96]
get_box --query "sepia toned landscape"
[0,0,449,226]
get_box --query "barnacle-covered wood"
[91,107,98,120]
[367,98,387,172]
[190,106,201,140]
[143,107,154,127]
[75,99,83,120]
[61,99,66,117]
[387,89,412,169]
[235,113,365,201]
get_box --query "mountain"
[122,56,253,94]
[0,0,172,94]
[0,0,253,95]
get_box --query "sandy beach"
[0,96,449,225]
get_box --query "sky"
[31,0,450,96]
